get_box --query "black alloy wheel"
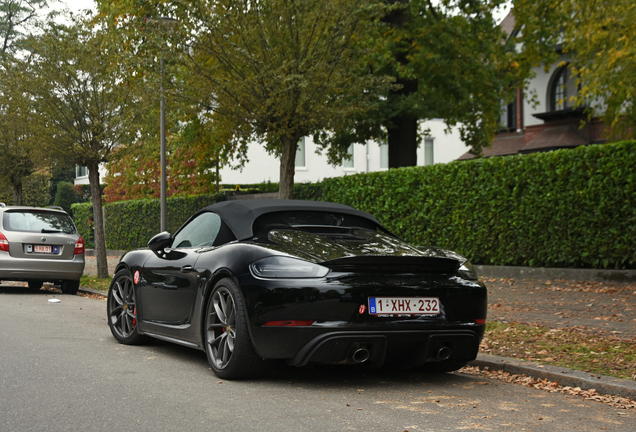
[107,269,146,345]
[204,278,265,379]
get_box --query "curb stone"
[476,264,636,283]
[79,287,108,297]
[469,353,636,399]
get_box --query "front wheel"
[107,269,146,345]
[204,278,266,379]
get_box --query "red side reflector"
[475,319,486,324]
[0,232,8,252]
[74,237,85,255]
[263,320,315,327]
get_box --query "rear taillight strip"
[0,233,8,252]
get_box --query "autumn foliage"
[103,119,232,202]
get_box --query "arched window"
[550,64,578,111]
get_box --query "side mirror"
[148,231,172,258]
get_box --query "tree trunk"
[384,1,419,168]
[279,137,298,199]
[88,163,109,278]
[12,182,22,206]
[388,114,418,168]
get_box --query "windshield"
[2,210,77,234]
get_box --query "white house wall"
[418,120,468,166]
[74,120,470,187]
[219,119,470,184]
[73,165,109,186]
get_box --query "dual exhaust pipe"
[349,343,453,364]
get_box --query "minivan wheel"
[61,280,80,295]
[28,281,43,291]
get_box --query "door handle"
[180,265,194,273]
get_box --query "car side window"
[172,212,223,249]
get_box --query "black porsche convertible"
[107,199,487,379]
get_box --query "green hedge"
[72,200,95,248]
[74,141,635,269]
[296,141,636,269]
[72,192,225,250]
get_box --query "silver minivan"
[0,203,85,294]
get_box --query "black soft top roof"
[201,199,381,240]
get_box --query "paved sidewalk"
[484,277,636,338]
[83,255,121,276]
[471,276,636,399]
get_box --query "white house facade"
[459,12,607,160]
[75,119,471,187]
[73,164,109,186]
[218,119,470,184]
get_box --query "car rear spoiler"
[320,255,461,275]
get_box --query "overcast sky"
[59,0,95,14]
[59,1,511,23]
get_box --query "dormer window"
[550,64,578,111]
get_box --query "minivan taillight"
[74,237,85,255]
[0,232,8,252]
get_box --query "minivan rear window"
[2,211,77,234]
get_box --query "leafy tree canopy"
[0,0,52,57]
[514,0,636,140]
[0,61,46,204]
[317,0,531,165]
[104,115,241,202]
[99,0,392,198]
[17,13,142,277]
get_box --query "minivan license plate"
[368,297,440,315]
[34,245,52,254]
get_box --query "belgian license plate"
[368,297,440,315]
[34,245,52,254]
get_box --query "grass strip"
[481,321,636,380]
[80,275,111,291]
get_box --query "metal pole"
[160,57,167,232]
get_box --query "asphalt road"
[1,286,634,432]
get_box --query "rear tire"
[61,280,80,295]
[204,278,266,379]
[28,281,43,291]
